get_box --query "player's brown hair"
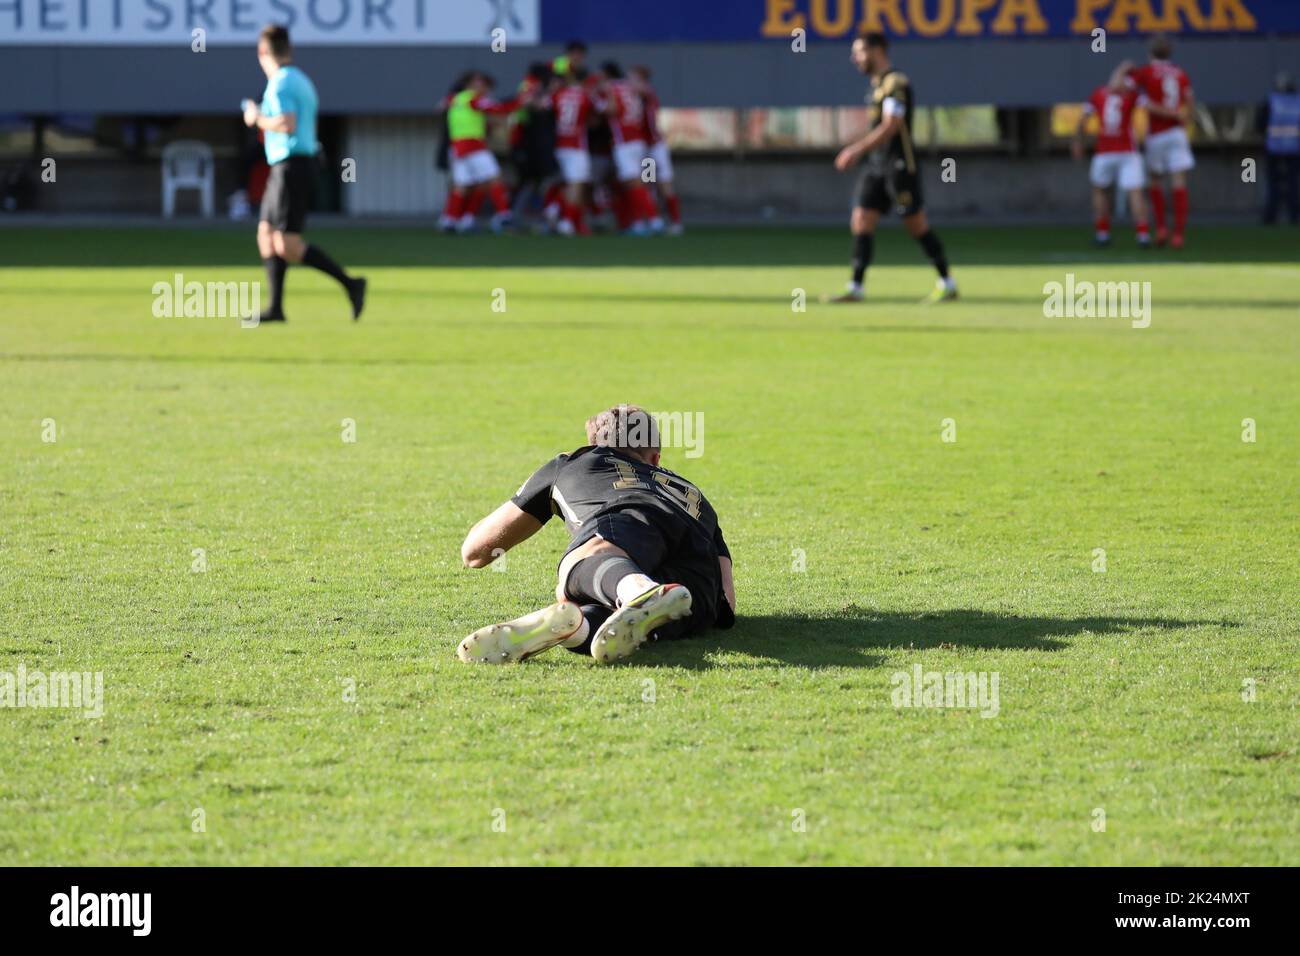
[260,24,292,59]
[586,405,660,456]
[860,31,889,50]
[1149,33,1172,59]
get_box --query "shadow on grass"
[639,607,1229,671]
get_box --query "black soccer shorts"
[855,162,924,218]
[259,156,315,233]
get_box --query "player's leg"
[440,186,466,232]
[1089,155,1114,245]
[902,209,957,303]
[1169,169,1189,248]
[557,518,692,663]
[257,219,287,322]
[826,181,882,303]
[616,140,658,234]
[457,601,586,664]
[1148,171,1168,245]
[652,143,682,234]
[1121,156,1150,247]
[275,231,367,320]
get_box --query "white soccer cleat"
[590,584,692,664]
[458,602,584,664]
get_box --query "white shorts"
[613,139,647,181]
[555,147,591,184]
[450,149,500,188]
[1090,152,1145,191]
[1144,127,1195,175]
[647,141,673,183]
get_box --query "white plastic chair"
[161,140,214,218]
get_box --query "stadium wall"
[16,137,1262,222]
[3,36,1299,112]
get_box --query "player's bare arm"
[834,112,901,171]
[1071,110,1090,161]
[719,555,735,612]
[460,501,544,568]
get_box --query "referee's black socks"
[263,256,287,317]
[851,232,874,286]
[916,230,950,279]
[302,244,351,287]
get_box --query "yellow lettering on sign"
[762,0,807,36]
[859,0,911,34]
[1105,0,1156,31]
[992,0,1049,33]
[811,0,856,36]
[956,0,999,34]
[1152,0,1208,29]
[1071,0,1111,32]
[910,0,957,36]
[1206,0,1257,30]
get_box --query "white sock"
[560,616,590,648]
[615,573,659,607]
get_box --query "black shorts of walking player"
[561,508,735,653]
[260,155,315,233]
[856,163,924,218]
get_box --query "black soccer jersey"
[511,445,729,559]
[866,69,917,176]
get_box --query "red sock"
[664,195,681,224]
[542,183,563,210]
[564,201,589,235]
[466,188,486,216]
[488,181,510,214]
[1149,187,1166,231]
[445,191,465,219]
[1094,216,1110,234]
[1172,187,1188,235]
[631,185,657,221]
[611,190,633,230]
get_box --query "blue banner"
[542,0,1300,42]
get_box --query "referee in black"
[242,24,365,323]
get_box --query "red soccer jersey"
[551,86,592,150]
[605,79,646,145]
[1130,61,1190,135]
[1085,85,1140,154]
[642,88,663,145]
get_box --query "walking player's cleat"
[922,279,958,304]
[457,601,584,664]
[822,284,864,304]
[590,583,692,664]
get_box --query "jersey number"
[611,461,703,520]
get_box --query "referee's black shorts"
[260,155,315,233]
[855,160,924,218]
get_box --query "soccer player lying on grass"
[457,405,735,664]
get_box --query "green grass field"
[1,223,1296,865]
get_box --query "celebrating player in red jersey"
[1117,35,1195,248]
[1073,80,1150,247]
[600,62,663,235]
[548,69,596,236]
[632,66,683,236]
[441,72,528,234]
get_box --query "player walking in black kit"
[826,31,957,304]
[457,405,736,665]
